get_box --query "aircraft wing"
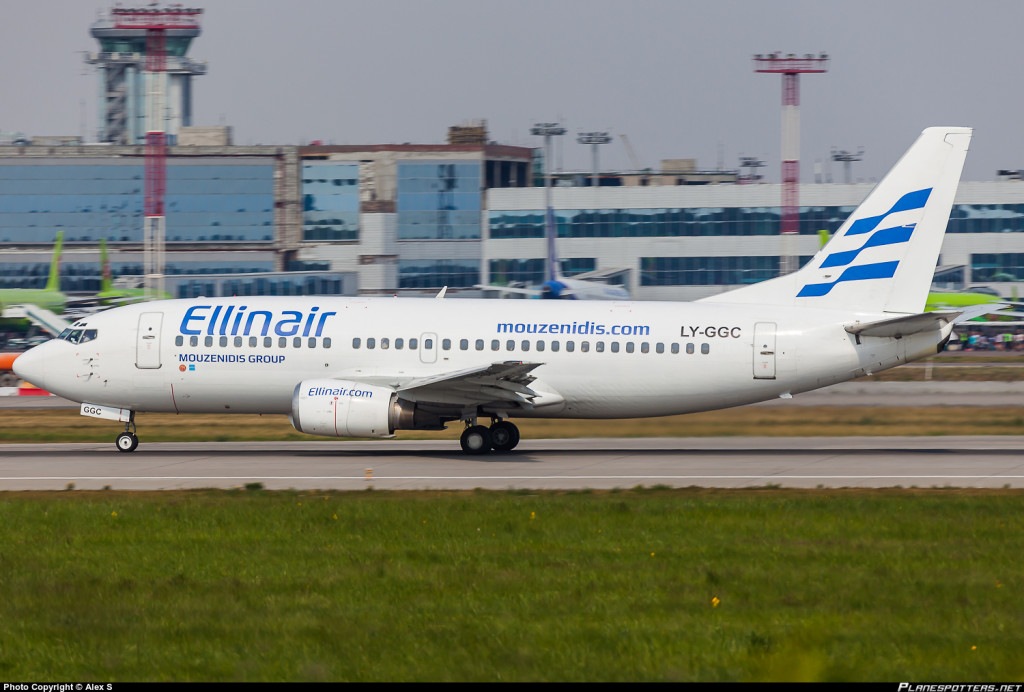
[396,360,546,407]
[474,284,543,297]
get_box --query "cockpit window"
[59,329,98,344]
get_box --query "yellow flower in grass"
[712,597,720,608]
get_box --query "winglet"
[435,286,448,299]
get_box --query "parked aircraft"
[15,127,977,455]
[477,207,630,300]
[0,231,67,315]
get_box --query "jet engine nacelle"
[290,379,397,438]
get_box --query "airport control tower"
[86,5,206,145]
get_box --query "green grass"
[0,488,1021,681]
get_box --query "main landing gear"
[459,418,521,454]
[115,413,139,453]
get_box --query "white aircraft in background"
[17,127,978,455]
[476,207,631,300]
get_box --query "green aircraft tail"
[99,238,112,293]
[44,231,64,293]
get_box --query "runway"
[2,436,1023,491]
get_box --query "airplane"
[15,126,979,455]
[476,207,631,300]
[92,238,172,306]
[0,231,71,335]
[0,231,67,316]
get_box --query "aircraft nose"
[12,343,51,389]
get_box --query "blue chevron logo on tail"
[798,187,932,297]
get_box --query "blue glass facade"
[972,253,1024,282]
[398,259,480,289]
[641,256,813,286]
[302,162,359,241]
[0,258,277,291]
[0,160,275,243]
[397,161,481,239]
[489,205,1024,239]
[488,258,596,286]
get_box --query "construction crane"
[619,134,644,171]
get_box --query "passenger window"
[536,340,545,352]
[551,341,560,352]
[219,336,228,347]
[701,343,710,354]
[460,339,468,350]
[235,336,243,347]
[506,340,515,351]
[249,337,257,347]
[566,341,575,352]
[409,338,418,349]
[308,338,317,348]
[581,341,590,353]
[323,337,332,348]
[641,342,650,354]
[611,342,619,353]
[205,336,213,347]
[626,342,635,353]
[491,339,500,351]
[521,340,530,352]
[190,336,198,347]
[264,337,272,348]
[279,337,287,348]
[175,335,183,347]
[442,338,451,350]
[395,338,404,350]
[293,337,302,348]
[686,343,695,354]
[367,338,376,349]
[475,339,484,351]
[656,343,664,354]
[381,338,390,350]
[424,338,433,349]
[671,343,679,354]
[596,341,604,353]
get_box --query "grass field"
[0,488,1021,682]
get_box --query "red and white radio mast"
[111,5,203,299]
[754,52,829,275]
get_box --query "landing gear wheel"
[460,425,493,454]
[115,431,139,453]
[489,420,520,452]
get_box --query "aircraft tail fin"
[545,206,562,282]
[702,127,972,314]
[45,231,64,293]
[99,238,112,293]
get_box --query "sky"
[1,0,1022,183]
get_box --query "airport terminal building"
[1,134,1023,301]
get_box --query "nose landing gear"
[115,413,139,453]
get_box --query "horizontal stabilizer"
[845,311,960,338]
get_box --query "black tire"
[115,432,138,453]
[460,425,492,454]
[489,420,520,452]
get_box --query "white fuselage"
[21,296,942,420]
